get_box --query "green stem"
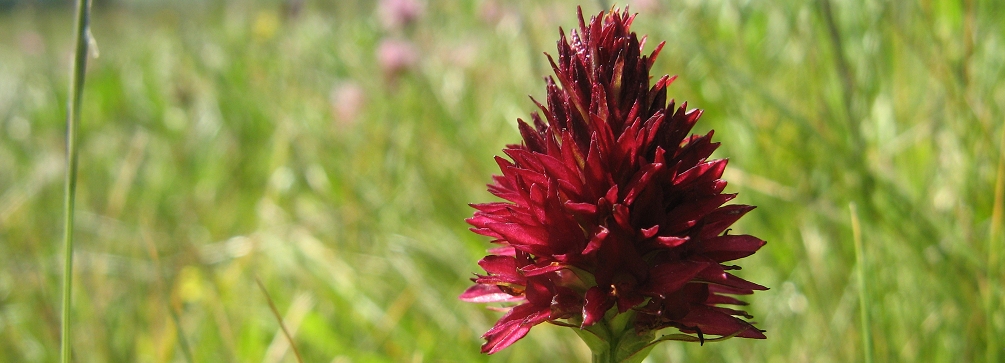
[61,0,92,362]
[591,320,618,363]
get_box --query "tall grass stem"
[168,302,196,363]
[255,277,305,363]
[819,0,860,148]
[986,127,1004,363]
[850,203,873,363]
[61,0,93,362]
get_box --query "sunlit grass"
[0,0,1003,362]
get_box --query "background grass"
[1,0,1003,361]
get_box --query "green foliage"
[0,0,1002,362]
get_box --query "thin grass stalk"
[140,228,195,363]
[818,0,860,148]
[986,126,1004,363]
[168,299,196,363]
[255,277,305,363]
[850,203,873,363]
[61,0,93,361]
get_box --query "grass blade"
[168,301,196,363]
[60,0,93,361]
[255,277,305,363]
[987,127,1004,363]
[850,203,873,363]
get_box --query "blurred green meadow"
[1,0,1003,361]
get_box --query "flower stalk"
[61,0,92,361]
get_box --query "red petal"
[459,284,524,303]
[700,205,755,239]
[565,201,597,215]
[582,226,609,255]
[722,273,769,292]
[673,159,727,189]
[482,304,552,354]
[469,202,511,213]
[656,235,688,248]
[520,262,566,276]
[699,235,766,262]
[641,225,659,238]
[478,255,518,275]
[469,227,501,239]
[518,119,547,153]
[677,305,765,339]
[582,286,614,327]
[665,193,736,233]
[487,246,516,256]
[487,223,553,254]
[623,162,663,206]
[642,260,710,296]
[705,293,748,306]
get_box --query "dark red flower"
[461,7,766,355]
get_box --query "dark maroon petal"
[673,159,727,190]
[699,235,766,262]
[510,167,549,187]
[699,205,756,239]
[524,278,555,307]
[469,227,501,239]
[617,292,646,313]
[655,235,688,248]
[674,131,720,168]
[584,139,608,194]
[714,306,754,319]
[623,161,663,206]
[705,293,748,306]
[469,202,511,213]
[647,41,665,69]
[482,304,553,354]
[722,273,769,292]
[551,287,584,318]
[677,305,765,339]
[657,104,700,151]
[520,262,566,276]
[478,255,518,276]
[535,153,581,187]
[582,286,614,327]
[613,203,633,231]
[474,273,518,284]
[487,246,516,256]
[708,283,758,296]
[604,184,620,205]
[695,264,768,294]
[641,260,710,297]
[582,226,609,255]
[565,201,597,216]
[518,119,547,153]
[641,225,659,238]
[665,193,737,233]
[486,223,554,255]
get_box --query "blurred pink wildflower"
[378,0,425,31]
[376,38,419,86]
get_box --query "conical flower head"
[461,7,766,355]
